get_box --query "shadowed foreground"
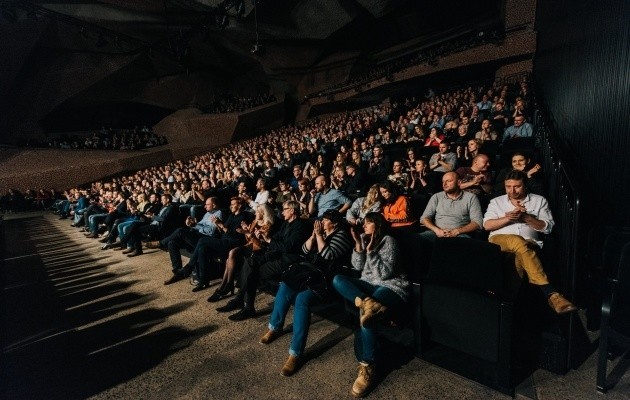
[1,213,628,399]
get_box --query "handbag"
[281,261,328,299]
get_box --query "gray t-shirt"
[420,190,483,230]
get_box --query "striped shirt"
[302,227,353,264]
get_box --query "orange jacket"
[382,195,414,228]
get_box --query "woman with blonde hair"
[207,203,276,302]
[346,185,382,228]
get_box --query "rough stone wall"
[495,59,533,81]
[505,0,537,29]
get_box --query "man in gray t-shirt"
[419,171,483,242]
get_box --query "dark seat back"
[610,242,630,340]
[426,237,508,298]
[419,237,523,394]
[597,235,630,393]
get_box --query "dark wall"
[534,0,630,226]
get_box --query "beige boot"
[355,297,388,327]
[548,293,578,314]
[280,355,300,377]
[351,362,375,397]
[259,329,282,345]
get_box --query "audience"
[205,93,277,114]
[15,77,555,396]
[42,127,168,150]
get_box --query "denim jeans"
[117,220,138,248]
[89,213,109,233]
[332,275,405,363]
[73,209,85,224]
[268,282,317,357]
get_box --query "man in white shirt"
[243,178,270,211]
[483,170,576,314]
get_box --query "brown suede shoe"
[351,363,375,398]
[122,248,135,254]
[259,329,282,345]
[280,355,300,377]
[145,241,161,249]
[355,297,388,327]
[548,293,578,314]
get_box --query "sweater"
[351,235,410,302]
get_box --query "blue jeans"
[268,282,317,357]
[118,220,138,248]
[332,275,405,363]
[89,213,109,233]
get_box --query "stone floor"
[1,212,629,399]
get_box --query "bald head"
[472,154,490,172]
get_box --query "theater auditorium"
[1,0,629,399]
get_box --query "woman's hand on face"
[365,233,375,252]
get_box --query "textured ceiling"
[0,0,504,136]
[25,0,503,69]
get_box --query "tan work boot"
[548,293,578,314]
[351,362,375,397]
[259,329,281,345]
[355,297,388,327]
[280,355,300,377]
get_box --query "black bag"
[281,261,328,299]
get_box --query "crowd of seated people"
[204,93,277,114]
[42,126,168,150]
[45,78,577,397]
[306,31,507,100]
[0,188,62,213]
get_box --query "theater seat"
[596,238,630,393]
[417,237,524,395]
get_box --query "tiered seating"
[42,78,562,394]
